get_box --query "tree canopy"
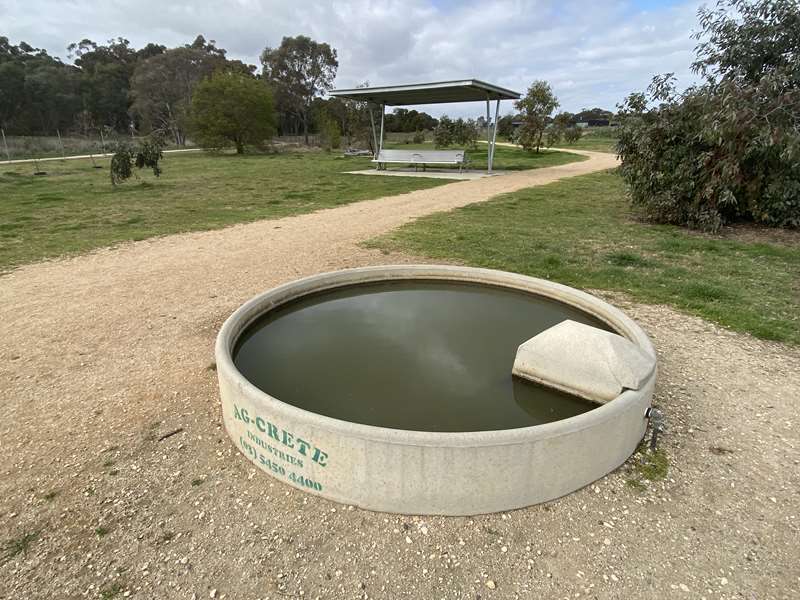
[514,80,559,153]
[190,71,276,153]
[260,35,338,143]
[130,36,254,145]
[0,35,255,140]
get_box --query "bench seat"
[372,149,469,172]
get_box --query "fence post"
[57,129,66,160]
[1,129,10,161]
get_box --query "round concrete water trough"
[215,265,657,515]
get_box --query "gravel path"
[1,149,798,599]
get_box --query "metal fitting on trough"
[645,407,665,451]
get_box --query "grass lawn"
[369,170,800,345]
[0,145,585,272]
[384,142,586,170]
[558,131,619,153]
[0,151,449,271]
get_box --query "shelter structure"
[330,79,521,174]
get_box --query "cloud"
[1,0,704,116]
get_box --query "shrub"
[135,136,164,176]
[452,118,478,149]
[412,130,425,144]
[317,112,341,150]
[564,127,581,144]
[109,136,165,186]
[434,116,454,148]
[617,0,800,230]
[433,118,477,149]
[110,144,135,186]
[545,128,561,148]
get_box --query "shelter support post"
[379,103,385,154]
[369,108,379,164]
[486,99,492,174]
[489,98,500,173]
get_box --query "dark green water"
[234,281,609,432]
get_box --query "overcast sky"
[2,0,705,117]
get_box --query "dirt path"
[1,150,798,599]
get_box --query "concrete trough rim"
[215,264,657,447]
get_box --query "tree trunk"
[235,139,244,154]
[302,111,309,145]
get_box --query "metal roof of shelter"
[329,79,521,106]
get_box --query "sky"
[1,0,705,118]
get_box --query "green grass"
[384,142,586,171]
[0,146,584,272]
[560,128,620,153]
[626,445,669,490]
[0,151,447,271]
[369,170,800,344]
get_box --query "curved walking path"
[2,149,799,599]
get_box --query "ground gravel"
[1,151,798,599]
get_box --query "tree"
[314,105,341,150]
[325,81,375,151]
[130,36,253,145]
[544,112,577,147]
[574,108,612,123]
[0,59,26,129]
[452,118,478,148]
[189,71,276,153]
[433,115,454,148]
[260,36,338,143]
[384,108,437,133]
[68,38,159,131]
[0,38,81,134]
[563,127,581,144]
[514,81,559,153]
[617,0,800,230]
[496,114,516,138]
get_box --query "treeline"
[0,34,440,144]
[0,35,253,141]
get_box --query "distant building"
[586,119,610,127]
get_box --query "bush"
[433,117,477,149]
[564,127,581,144]
[412,130,425,144]
[617,0,800,230]
[317,112,341,150]
[110,144,135,186]
[453,118,478,149]
[109,136,165,186]
[545,128,561,148]
[434,116,454,148]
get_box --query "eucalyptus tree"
[514,81,559,153]
[260,36,338,143]
[130,36,253,145]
